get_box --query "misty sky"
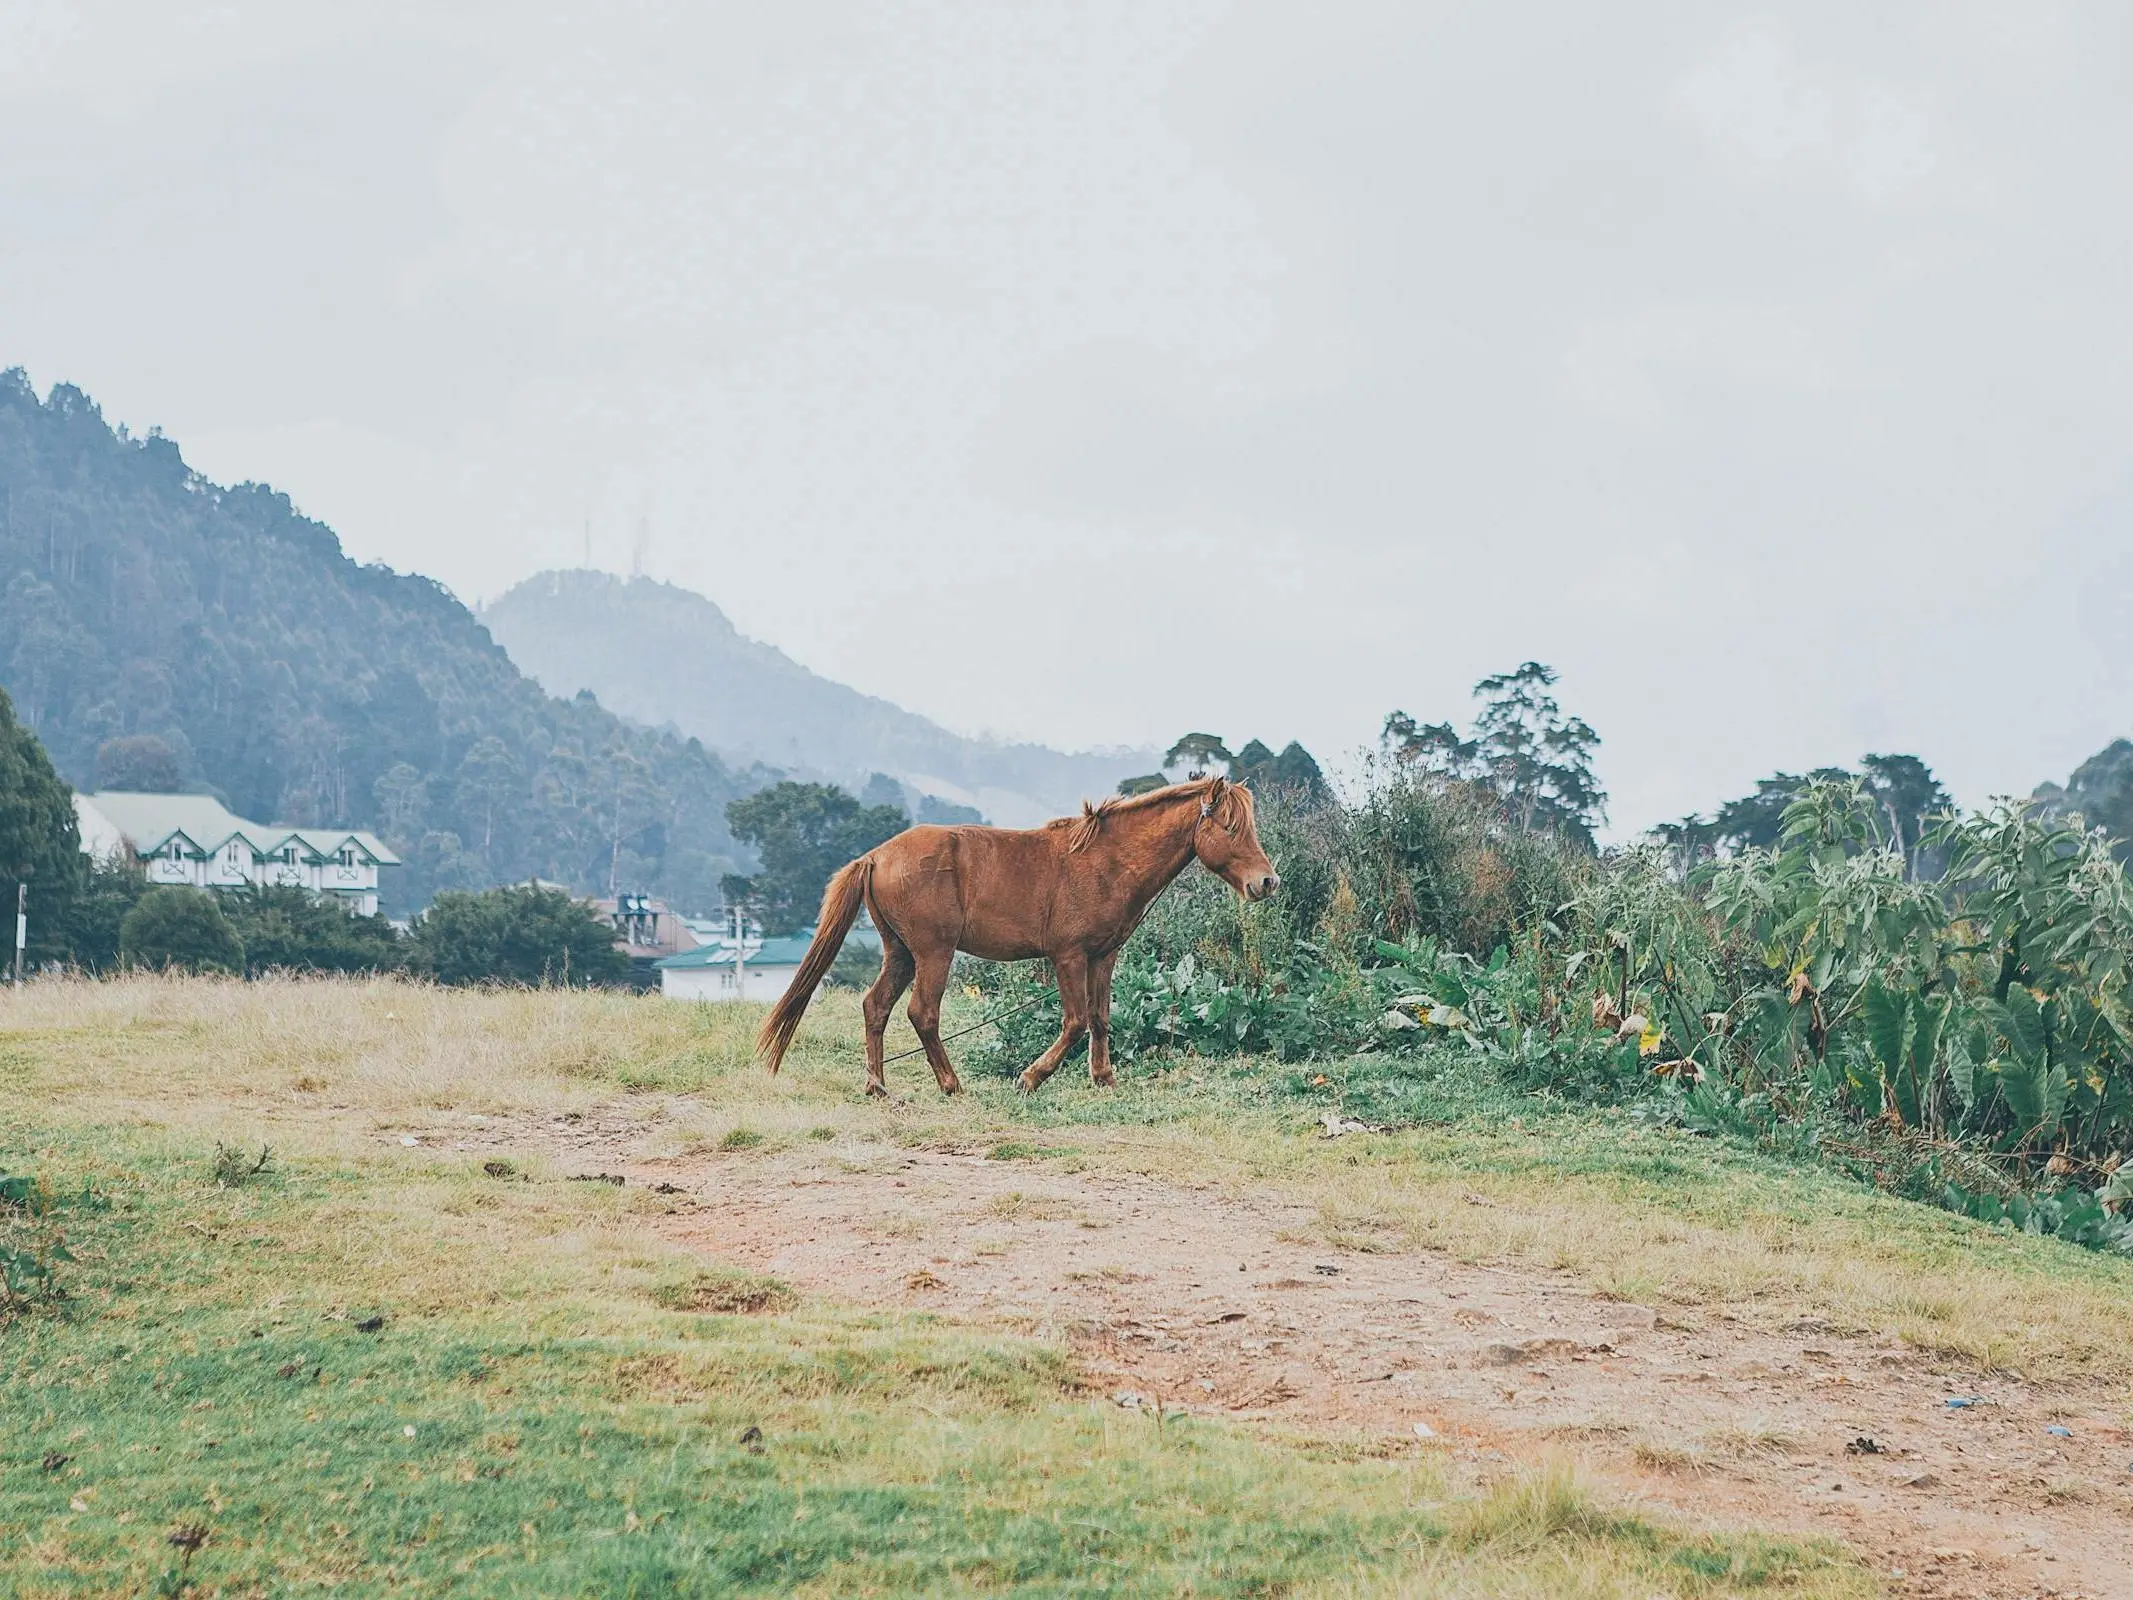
[5,2,2132,832]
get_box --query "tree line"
[1,682,629,985]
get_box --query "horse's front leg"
[1017,951,1090,1094]
[1087,950,1121,1087]
[906,951,963,1096]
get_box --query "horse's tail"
[755,856,873,1075]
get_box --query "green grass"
[0,977,1884,1597]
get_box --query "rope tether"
[878,988,1056,1066]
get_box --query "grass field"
[9,974,2126,1595]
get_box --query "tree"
[409,884,630,987]
[221,885,405,977]
[915,792,984,825]
[1230,738,1329,803]
[1115,773,1167,797]
[1163,733,1232,777]
[1709,757,1950,878]
[1712,772,1831,853]
[452,736,521,858]
[1859,753,1954,878]
[1383,663,1606,847]
[723,781,908,934]
[49,858,151,973]
[119,886,244,975]
[0,683,86,967]
[2036,739,2133,860]
[94,734,183,792]
[860,772,908,813]
[372,761,428,844]
[1381,712,1478,776]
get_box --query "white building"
[75,792,400,918]
[655,921,881,1002]
[654,934,816,1002]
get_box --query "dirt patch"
[630,1138,2131,1600]
[411,1105,2132,1598]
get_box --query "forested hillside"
[482,571,1154,828]
[0,373,756,914]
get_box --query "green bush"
[222,884,404,977]
[118,886,244,976]
[47,857,151,973]
[409,883,629,987]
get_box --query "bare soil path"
[426,1112,2133,1600]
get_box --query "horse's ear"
[1206,775,1226,799]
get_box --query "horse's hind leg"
[906,951,962,1096]
[1017,952,1090,1094]
[862,937,916,1097]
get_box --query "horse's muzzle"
[1247,873,1280,902]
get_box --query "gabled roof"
[77,792,401,866]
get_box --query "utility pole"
[13,879,27,987]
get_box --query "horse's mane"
[1055,777,1253,853]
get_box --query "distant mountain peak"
[481,570,1153,827]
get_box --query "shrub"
[409,883,630,987]
[222,884,404,977]
[119,886,244,975]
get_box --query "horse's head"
[1193,777,1280,902]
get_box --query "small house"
[654,935,817,1003]
[655,920,881,1002]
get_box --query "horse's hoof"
[939,1080,963,1096]
[865,1080,888,1099]
[1090,1071,1115,1088]
[1015,1072,1040,1094]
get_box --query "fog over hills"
[480,572,1155,827]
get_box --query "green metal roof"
[656,936,819,970]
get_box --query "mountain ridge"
[480,571,1155,827]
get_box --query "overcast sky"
[5,2,2131,831]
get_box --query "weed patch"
[655,1267,798,1315]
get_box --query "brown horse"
[756,776,1279,1095]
